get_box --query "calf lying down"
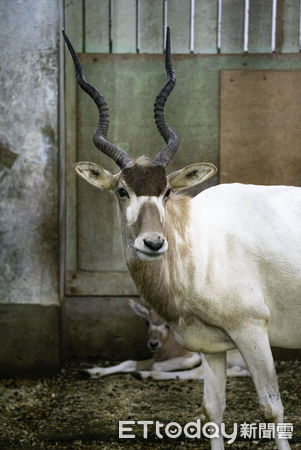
[84,300,249,380]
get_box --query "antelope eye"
[165,324,170,329]
[164,188,172,199]
[145,320,150,327]
[118,187,129,198]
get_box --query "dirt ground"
[0,360,300,449]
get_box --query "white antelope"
[63,28,301,450]
[84,299,249,380]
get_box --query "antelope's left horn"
[152,27,179,167]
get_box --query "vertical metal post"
[136,0,141,52]
[109,0,113,53]
[59,0,66,302]
[190,0,195,53]
[82,0,86,53]
[244,0,249,53]
[163,0,168,51]
[271,0,277,52]
[217,0,222,53]
[299,0,301,51]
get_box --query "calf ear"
[129,299,150,319]
[168,163,217,192]
[73,162,118,192]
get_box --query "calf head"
[129,299,170,352]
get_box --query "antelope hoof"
[80,368,104,378]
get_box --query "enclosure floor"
[0,360,300,449]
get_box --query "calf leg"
[83,359,153,378]
[152,353,202,372]
[227,349,250,377]
[202,352,227,450]
[137,365,204,380]
[229,324,290,450]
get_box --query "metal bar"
[244,0,249,53]
[299,0,301,51]
[136,0,141,52]
[163,0,168,51]
[190,0,195,53]
[109,0,113,53]
[271,0,277,52]
[82,0,86,53]
[217,0,222,53]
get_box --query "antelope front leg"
[202,352,227,450]
[229,324,290,450]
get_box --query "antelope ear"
[73,162,118,191]
[129,299,150,319]
[168,163,217,192]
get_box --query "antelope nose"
[143,238,164,252]
[148,340,159,349]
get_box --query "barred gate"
[65,0,301,54]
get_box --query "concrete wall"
[0,0,60,375]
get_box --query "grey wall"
[0,0,60,375]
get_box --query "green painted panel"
[167,0,190,53]
[221,0,244,54]
[77,175,126,271]
[65,0,83,53]
[112,0,136,53]
[249,0,273,53]
[71,54,301,273]
[283,0,300,53]
[65,56,78,271]
[140,0,163,53]
[194,0,218,54]
[85,0,110,53]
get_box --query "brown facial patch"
[122,165,167,196]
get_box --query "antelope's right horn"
[62,30,132,170]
